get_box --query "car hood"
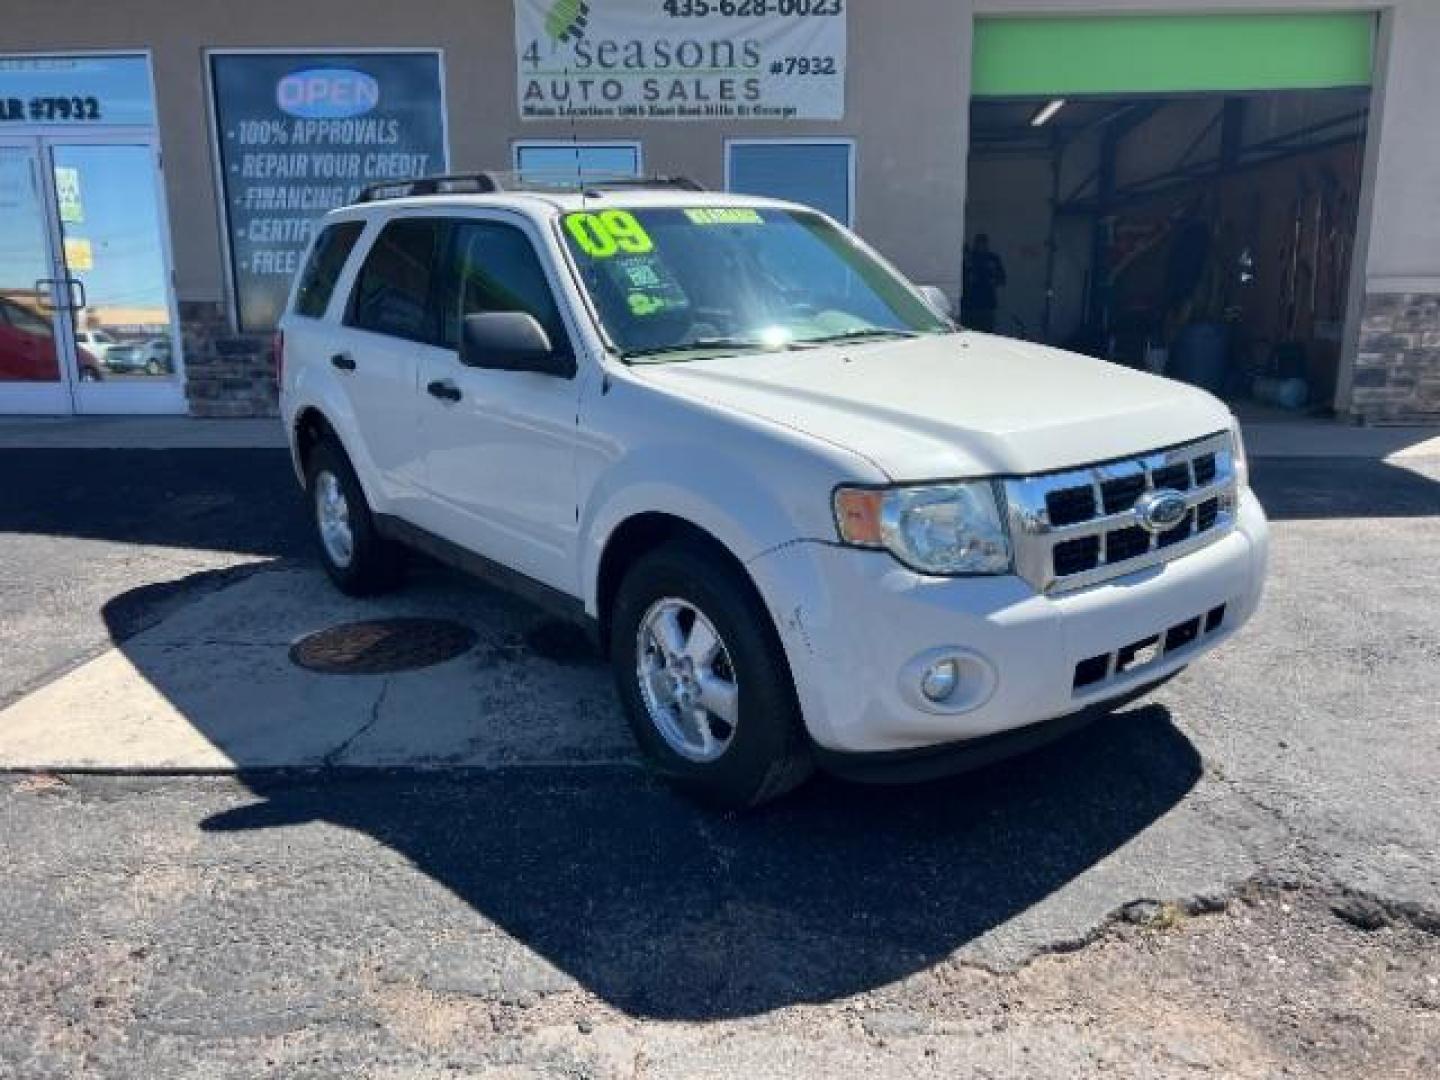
[632,332,1233,480]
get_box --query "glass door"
[0,135,183,415]
[47,137,184,414]
[0,139,71,414]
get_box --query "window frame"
[511,139,643,180]
[723,137,857,227]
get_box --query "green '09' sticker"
[564,210,653,258]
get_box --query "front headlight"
[1228,415,1250,488]
[833,481,1012,575]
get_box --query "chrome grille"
[1003,432,1237,594]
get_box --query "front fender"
[581,442,828,617]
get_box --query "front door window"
[50,143,179,383]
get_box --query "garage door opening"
[964,14,1375,419]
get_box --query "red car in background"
[0,296,104,383]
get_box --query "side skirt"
[374,514,600,644]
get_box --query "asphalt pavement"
[1,442,1438,1077]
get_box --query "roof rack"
[357,171,705,202]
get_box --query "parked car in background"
[74,328,120,361]
[104,336,173,375]
[281,174,1269,808]
[0,296,104,382]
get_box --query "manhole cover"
[290,618,477,674]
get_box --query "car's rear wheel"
[611,541,813,808]
[305,437,403,596]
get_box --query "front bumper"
[746,487,1269,756]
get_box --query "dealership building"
[2,0,1437,425]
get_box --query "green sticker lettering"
[627,292,668,317]
[684,208,763,226]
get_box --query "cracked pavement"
[1,447,1437,1076]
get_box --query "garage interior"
[964,90,1368,417]
[963,14,1375,418]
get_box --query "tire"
[610,540,813,809]
[305,437,404,596]
[145,360,161,376]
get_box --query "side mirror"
[917,285,954,322]
[460,312,574,377]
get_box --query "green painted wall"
[973,13,1375,97]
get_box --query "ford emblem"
[276,68,379,119]
[1134,489,1189,534]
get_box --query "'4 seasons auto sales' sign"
[515,0,846,121]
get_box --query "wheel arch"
[292,405,340,477]
[290,404,379,509]
[593,512,766,656]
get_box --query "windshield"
[560,206,949,361]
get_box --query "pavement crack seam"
[322,678,392,770]
[1202,763,1329,884]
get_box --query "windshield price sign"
[515,0,846,121]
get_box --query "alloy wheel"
[314,470,354,568]
[635,597,739,763]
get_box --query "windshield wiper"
[798,328,921,346]
[620,337,778,361]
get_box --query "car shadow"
[84,562,1203,1019]
[188,683,1197,1020]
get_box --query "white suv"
[279,173,1268,807]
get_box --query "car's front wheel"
[611,541,813,808]
[305,437,403,596]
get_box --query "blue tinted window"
[727,142,852,225]
[0,54,154,125]
[515,144,640,182]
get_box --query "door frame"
[0,131,184,415]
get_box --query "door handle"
[426,379,462,402]
[33,278,86,311]
[330,352,355,372]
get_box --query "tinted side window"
[441,221,570,356]
[294,221,364,318]
[346,218,443,343]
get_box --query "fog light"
[920,659,960,702]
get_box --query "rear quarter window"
[293,221,365,319]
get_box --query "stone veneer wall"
[179,301,279,418]
[1352,292,1440,424]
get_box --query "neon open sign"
[275,68,379,119]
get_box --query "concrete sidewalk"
[2,413,1438,458]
